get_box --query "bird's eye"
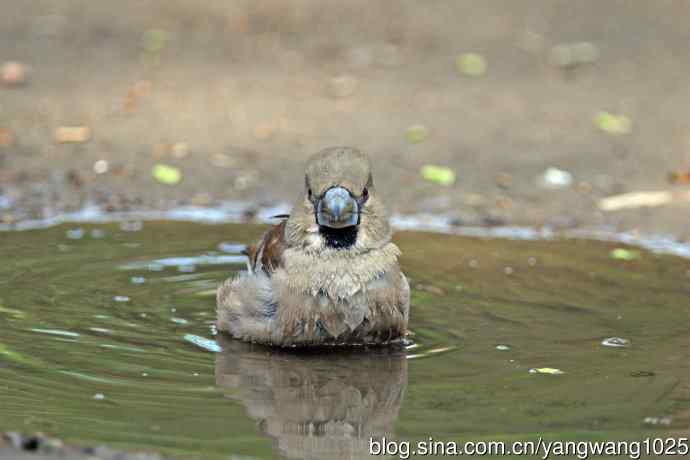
[361,187,369,203]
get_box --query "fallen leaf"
[406,124,428,143]
[456,53,487,77]
[594,111,631,135]
[598,190,674,211]
[142,29,169,53]
[152,164,182,185]
[668,170,690,184]
[421,165,456,186]
[0,128,14,146]
[54,126,91,143]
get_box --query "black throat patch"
[319,225,358,249]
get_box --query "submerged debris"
[610,248,641,261]
[529,367,565,375]
[183,334,221,353]
[66,227,85,239]
[643,416,672,426]
[601,337,630,348]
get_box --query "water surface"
[0,222,688,459]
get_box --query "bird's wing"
[245,220,287,275]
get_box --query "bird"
[216,147,410,347]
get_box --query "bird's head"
[286,147,392,251]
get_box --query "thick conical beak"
[316,186,359,228]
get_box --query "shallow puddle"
[0,222,689,459]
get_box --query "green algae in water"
[0,222,688,459]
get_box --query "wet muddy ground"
[1,1,690,239]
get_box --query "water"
[0,221,689,459]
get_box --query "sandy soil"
[1,1,689,238]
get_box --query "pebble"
[113,296,130,302]
[130,276,146,285]
[93,393,105,400]
[495,344,511,351]
[93,159,109,174]
[1,61,28,86]
[537,167,573,189]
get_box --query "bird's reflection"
[215,335,408,460]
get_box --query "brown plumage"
[245,220,287,275]
[217,147,410,347]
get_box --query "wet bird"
[217,147,410,347]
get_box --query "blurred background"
[1,0,689,238]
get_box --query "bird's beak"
[316,186,360,229]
